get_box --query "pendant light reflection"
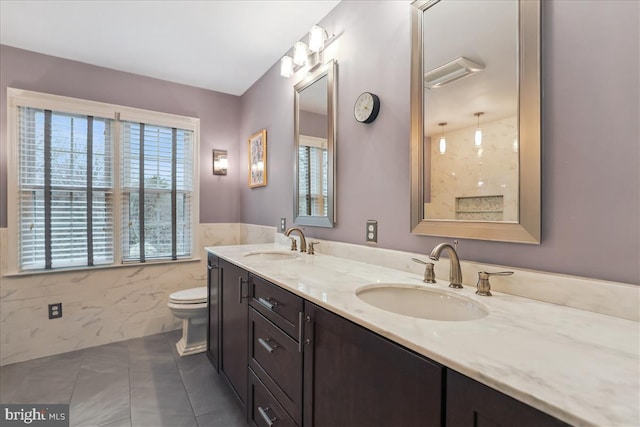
[438,122,447,154]
[474,112,484,149]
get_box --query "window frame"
[6,88,201,275]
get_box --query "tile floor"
[0,331,248,427]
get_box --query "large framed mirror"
[294,59,337,227]
[410,0,541,243]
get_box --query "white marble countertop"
[206,243,640,427]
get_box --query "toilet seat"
[169,287,207,304]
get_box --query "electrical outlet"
[280,217,286,232]
[48,303,62,319]
[366,220,378,244]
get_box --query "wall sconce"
[213,149,228,175]
[438,122,447,154]
[280,24,336,78]
[474,112,484,149]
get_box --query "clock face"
[354,92,380,123]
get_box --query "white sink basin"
[243,250,300,261]
[356,284,488,321]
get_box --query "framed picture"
[248,129,267,188]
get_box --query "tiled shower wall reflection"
[0,223,275,366]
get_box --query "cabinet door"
[303,302,444,427]
[220,258,249,410]
[446,371,568,427]
[206,253,220,371]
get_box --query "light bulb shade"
[474,128,482,147]
[309,25,327,52]
[280,56,294,78]
[293,42,308,66]
[439,136,446,154]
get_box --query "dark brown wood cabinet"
[248,368,298,427]
[220,258,250,410]
[208,257,567,427]
[248,273,304,425]
[303,302,445,427]
[446,371,569,427]
[206,253,220,372]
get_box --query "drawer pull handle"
[298,312,310,353]
[238,277,249,303]
[258,337,278,353]
[258,297,278,311]
[258,406,276,426]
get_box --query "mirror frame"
[293,59,337,227]
[410,0,541,244]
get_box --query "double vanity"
[205,241,639,427]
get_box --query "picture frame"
[248,129,267,188]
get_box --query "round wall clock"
[354,92,380,123]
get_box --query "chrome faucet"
[284,227,307,253]
[429,242,463,289]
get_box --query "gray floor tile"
[177,354,239,417]
[70,367,130,427]
[197,407,248,427]
[0,350,84,404]
[0,332,246,427]
[100,418,132,427]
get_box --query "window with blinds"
[298,145,328,216]
[10,89,199,273]
[17,107,114,270]
[121,122,193,261]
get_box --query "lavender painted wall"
[0,45,242,225]
[300,111,327,138]
[240,0,639,285]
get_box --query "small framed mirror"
[293,59,337,227]
[410,0,541,243]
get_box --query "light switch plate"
[280,217,286,232]
[366,220,377,244]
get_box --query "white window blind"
[17,107,114,270]
[121,121,193,262]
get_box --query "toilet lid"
[169,287,207,304]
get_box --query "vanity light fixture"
[424,57,485,89]
[279,24,337,78]
[309,25,327,52]
[438,122,447,154]
[293,42,309,66]
[474,112,484,149]
[280,56,294,78]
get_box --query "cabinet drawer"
[249,368,297,427]
[250,274,303,339]
[249,308,302,424]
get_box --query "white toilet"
[167,286,208,357]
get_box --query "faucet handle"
[476,271,513,296]
[289,237,297,251]
[307,241,320,255]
